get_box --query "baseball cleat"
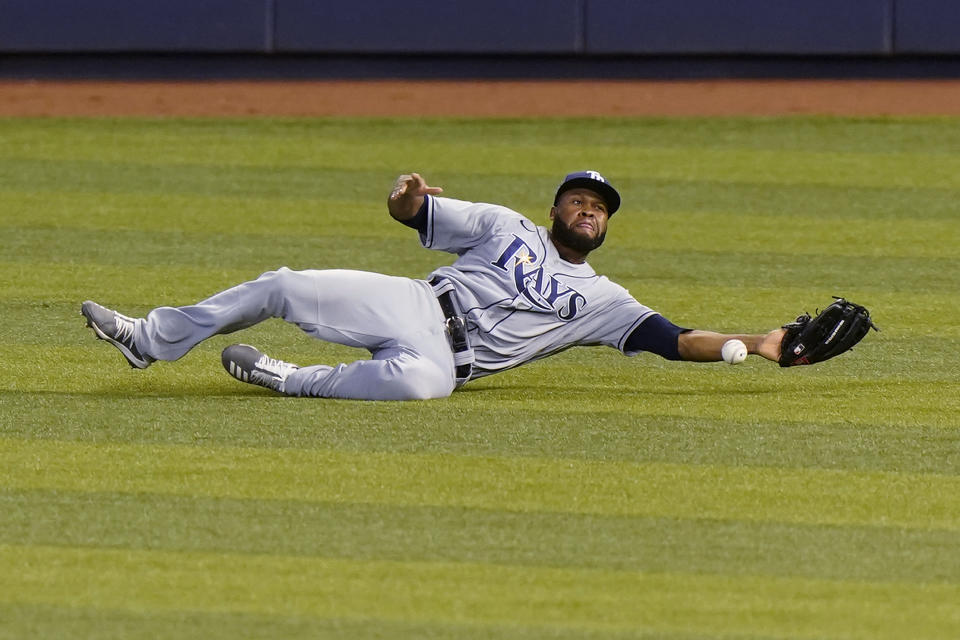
[221,344,299,394]
[81,300,154,369]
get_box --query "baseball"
[721,339,748,365]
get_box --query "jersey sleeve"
[420,195,521,254]
[622,314,690,360]
[567,280,659,354]
[576,281,690,359]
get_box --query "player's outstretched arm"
[677,329,785,363]
[387,173,443,221]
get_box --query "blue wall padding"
[274,0,582,53]
[895,0,960,53]
[585,0,893,54]
[1,0,958,57]
[0,0,269,52]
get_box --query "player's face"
[549,189,610,258]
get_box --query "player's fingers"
[409,173,443,196]
[409,172,429,192]
[390,173,442,199]
[389,174,414,200]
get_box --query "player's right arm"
[388,173,443,221]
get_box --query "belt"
[429,277,474,386]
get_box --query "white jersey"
[422,195,657,377]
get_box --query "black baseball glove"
[779,297,879,367]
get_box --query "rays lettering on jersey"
[491,235,586,320]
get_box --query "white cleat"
[221,344,299,394]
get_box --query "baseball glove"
[779,297,879,367]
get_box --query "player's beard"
[550,217,606,256]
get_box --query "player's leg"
[85,267,346,364]
[285,342,455,400]
[222,343,454,401]
[85,267,457,399]
[131,267,323,361]
[221,270,456,400]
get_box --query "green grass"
[1,116,959,639]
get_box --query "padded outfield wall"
[0,0,958,77]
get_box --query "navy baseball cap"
[554,170,621,215]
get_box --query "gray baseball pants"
[132,268,457,400]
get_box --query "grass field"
[1,115,959,639]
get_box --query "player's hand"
[755,328,786,362]
[387,173,444,221]
[390,173,443,201]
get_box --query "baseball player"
[81,171,788,400]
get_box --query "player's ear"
[549,206,557,221]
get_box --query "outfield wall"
[0,0,958,77]
[3,0,960,54]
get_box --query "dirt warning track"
[2,79,960,117]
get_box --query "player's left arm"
[625,299,875,365]
[677,329,785,363]
[624,315,783,363]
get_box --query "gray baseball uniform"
[128,193,666,400]
[422,195,657,377]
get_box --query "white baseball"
[721,339,748,365]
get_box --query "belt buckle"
[445,315,468,351]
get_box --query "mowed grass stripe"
[11,186,956,254]
[5,115,960,153]
[7,128,960,190]
[0,604,689,640]
[1,191,405,238]
[6,219,957,278]
[0,227,431,272]
[2,438,958,529]
[8,191,956,260]
[2,543,959,639]
[6,343,958,434]
[4,489,958,583]
[3,382,958,478]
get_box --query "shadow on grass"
[484,381,792,397]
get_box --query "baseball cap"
[553,170,621,215]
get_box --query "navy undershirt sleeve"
[399,196,429,233]
[624,315,691,361]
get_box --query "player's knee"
[387,376,453,401]
[382,359,454,401]
[256,266,296,289]
[252,267,310,316]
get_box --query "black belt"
[429,277,473,384]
